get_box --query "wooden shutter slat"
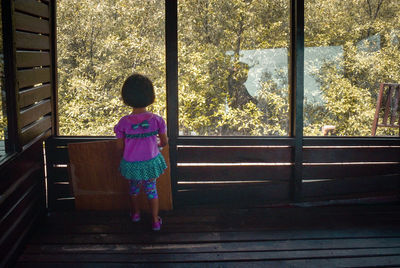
[19,99,52,128]
[20,116,52,146]
[19,84,51,108]
[15,0,49,18]
[17,67,50,89]
[17,51,50,68]
[16,31,49,50]
[15,12,49,34]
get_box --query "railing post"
[166,0,178,207]
[49,0,59,136]
[289,0,304,202]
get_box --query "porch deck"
[16,202,400,267]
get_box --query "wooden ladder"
[371,83,400,136]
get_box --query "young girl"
[114,74,168,231]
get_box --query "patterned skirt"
[119,153,167,181]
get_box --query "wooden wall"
[174,138,400,206]
[14,0,55,145]
[45,137,400,209]
[0,0,55,266]
[0,141,45,267]
[302,138,400,201]
[175,143,291,206]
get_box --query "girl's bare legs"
[130,195,140,215]
[146,179,159,223]
[149,198,159,223]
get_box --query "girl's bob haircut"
[121,74,155,108]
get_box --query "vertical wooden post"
[289,0,304,202]
[2,0,20,152]
[382,85,393,125]
[372,83,400,136]
[396,85,400,135]
[166,0,178,207]
[391,85,399,126]
[49,0,58,136]
[371,83,384,136]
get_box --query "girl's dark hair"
[121,74,155,108]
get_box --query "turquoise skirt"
[119,153,167,181]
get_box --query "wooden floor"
[16,202,400,267]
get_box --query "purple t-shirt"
[114,112,166,162]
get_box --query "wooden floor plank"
[15,256,400,268]
[41,204,400,224]
[17,204,400,266]
[35,216,400,234]
[27,228,400,245]
[16,247,400,263]
[36,205,400,235]
[23,238,400,254]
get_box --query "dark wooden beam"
[303,137,400,146]
[176,137,295,146]
[166,0,178,206]
[177,146,292,163]
[289,0,304,202]
[49,0,58,136]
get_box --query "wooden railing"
[46,136,400,210]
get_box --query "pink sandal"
[130,212,141,222]
[152,217,162,231]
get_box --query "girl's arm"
[158,133,168,147]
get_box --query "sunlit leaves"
[56,0,400,137]
[58,0,165,135]
[304,0,400,136]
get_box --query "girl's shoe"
[131,212,141,222]
[152,217,162,231]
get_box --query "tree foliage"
[55,0,400,137]
[57,0,165,135]
[304,0,400,136]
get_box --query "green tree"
[57,0,165,135]
[304,0,400,136]
[178,0,289,135]
[56,0,400,137]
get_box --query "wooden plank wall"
[302,139,400,201]
[174,139,399,206]
[0,141,45,267]
[0,0,55,266]
[15,0,54,146]
[45,137,400,209]
[45,138,293,210]
[175,144,292,206]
